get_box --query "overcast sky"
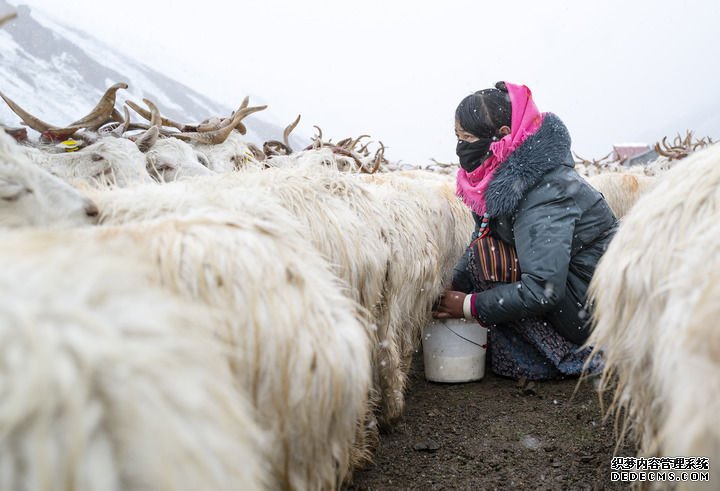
[11,0,720,164]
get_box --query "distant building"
[611,143,657,166]
[612,143,650,161]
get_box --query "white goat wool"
[0,231,268,491]
[145,137,214,182]
[588,144,720,487]
[0,130,98,228]
[20,136,153,187]
[87,164,473,480]
[586,172,658,219]
[190,131,258,172]
[80,194,373,491]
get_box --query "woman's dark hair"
[455,81,511,138]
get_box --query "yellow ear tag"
[58,139,80,152]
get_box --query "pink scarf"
[456,82,546,216]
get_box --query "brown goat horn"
[246,142,266,161]
[110,105,131,137]
[336,137,353,149]
[283,114,301,150]
[125,99,184,130]
[232,104,266,133]
[654,142,679,159]
[142,98,162,127]
[331,147,364,171]
[358,141,371,156]
[0,12,17,27]
[197,98,257,134]
[350,134,371,150]
[682,130,693,148]
[173,105,267,144]
[110,108,124,123]
[69,82,128,128]
[313,125,323,142]
[0,89,82,137]
[366,141,385,174]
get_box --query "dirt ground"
[347,351,635,491]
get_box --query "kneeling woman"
[433,81,616,381]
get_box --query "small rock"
[551,461,562,468]
[413,440,441,453]
[521,435,541,450]
[543,445,557,452]
[579,455,593,463]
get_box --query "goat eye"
[0,186,30,201]
[195,153,210,167]
[91,153,104,162]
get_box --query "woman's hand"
[432,290,467,319]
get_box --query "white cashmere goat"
[190,132,259,172]
[587,144,720,486]
[83,195,373,490]
[266,147,360,173]
[90,165,471,429]
[0,130,99,228]
[586,172,658,219]
[152,167,468,425]
[145,137,215,181]
[0,232,268,491]
[20,135,154,187]
[359,170,474,407]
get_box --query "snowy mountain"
[0,1,301,146]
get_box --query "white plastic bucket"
[422,318,488,383]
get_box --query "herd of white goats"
[0,83,718,490]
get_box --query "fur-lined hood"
[485,113,574,218]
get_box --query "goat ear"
[135,126,159,153]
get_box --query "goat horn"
[197,98,259,134]
[173,105,267,144]
[350,134,371,150]
[572,151,593,166]
[69,82,128,129]
[111,105,131,137]
[142,98,162,127]
[283,114,301,150]
[0,89,82,137]
[313,125,323,142]
[231,104,266,133]
[683,130,693,148]
[246,142,266,161]
[330,147,364,172]
[335,137,353,149]
[358,141,371,156]
[366,141,385,174]
[125,99,184,130]
[0,12,17,27]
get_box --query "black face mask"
[456,138,493,172]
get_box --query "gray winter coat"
[453,114,617,345]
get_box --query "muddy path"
[348,353,634,490]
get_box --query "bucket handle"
[443,323,488,349]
